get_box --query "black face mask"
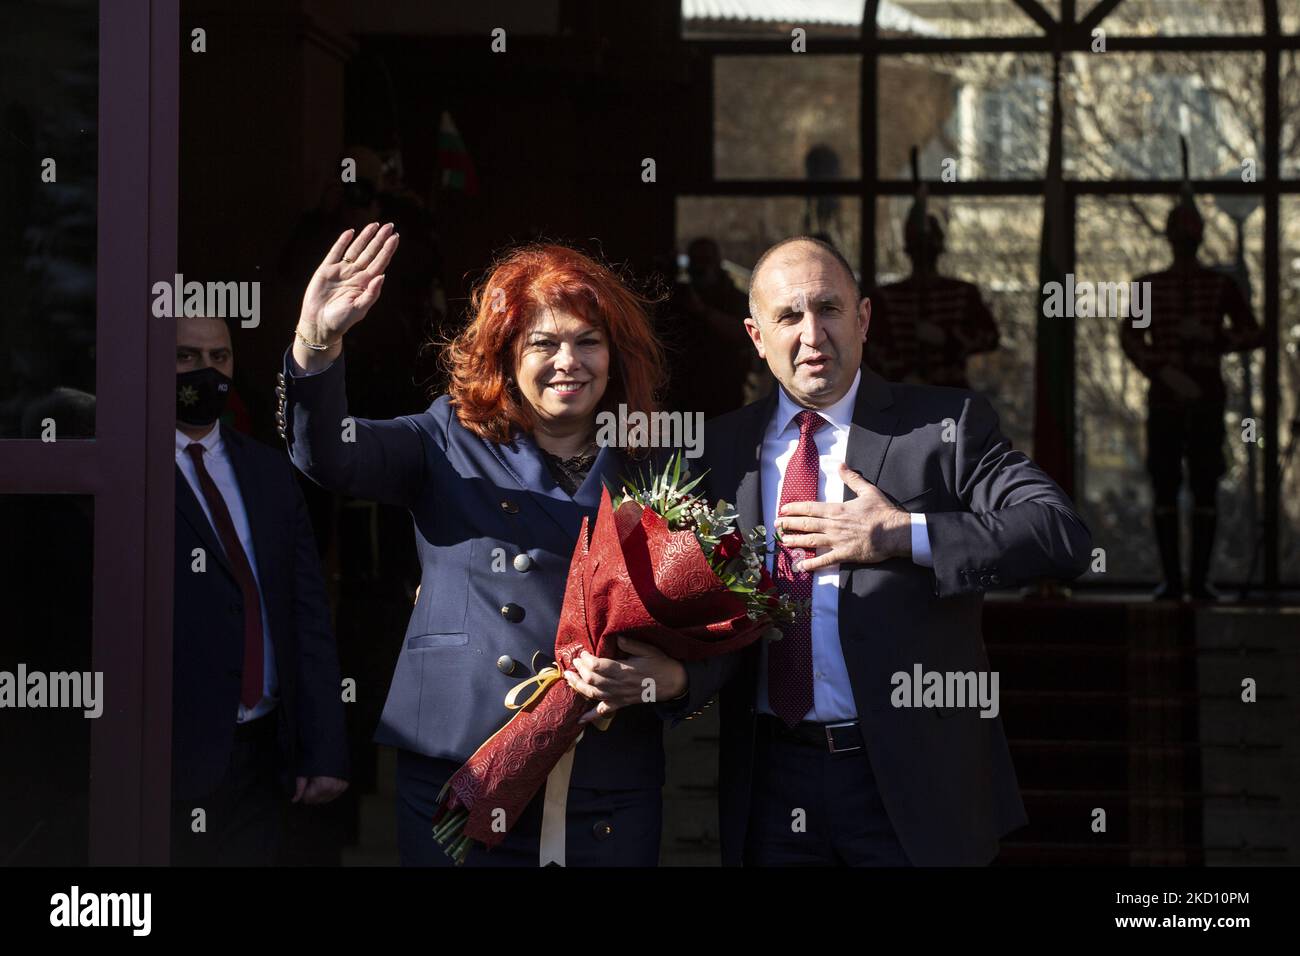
[176,367,232,427]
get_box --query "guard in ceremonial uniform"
[1120,170,1263,600]
[867,161,999,389]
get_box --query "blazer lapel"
[221,424,277,586]
[175,462,236,584]
[842,368,899,490]
[721,397,774,720]
[839,366,900,589]
[734,389,778,535]
[574,442,628,515]
[488,428,590,543]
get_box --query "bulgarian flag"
[1033,52,1075,497]
[438,111,479,196]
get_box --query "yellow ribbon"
[505,665,564,711]
[504,662,614,730]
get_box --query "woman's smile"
[547,380,588,398]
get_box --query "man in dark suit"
[583,236,1091,866]
[173,315,349,865]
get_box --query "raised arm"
[282,223,426,508]
[292,222,399,372]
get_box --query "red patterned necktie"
[186,443,265,710]
[769,409,826,727]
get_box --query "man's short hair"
[747,236,859,319]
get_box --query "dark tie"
[769,409,826,727]
[185,442,265,710]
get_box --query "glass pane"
[1087,0,1263,35]
[0,495,94,865]
[0,0,98,438]
[676,195,862,278]
[882,1,1052,37]
[683,0,865,39]
[714,55,860,180]
[1065,52,1264,180]
[1075,195,1264,583]
[874,196,1040,457]
[1282,196,1300,582]
[1281,52,1300,179]
[682,0,1053,39]
[1284,0,1300,34]
[670,196,862,415]
[879,54,1053,181]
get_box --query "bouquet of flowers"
[431,453,805,863]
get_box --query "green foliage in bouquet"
[612,451,807,629]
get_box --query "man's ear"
[859,297,872,341]
[743,316,766,359]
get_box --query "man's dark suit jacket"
[173,422,349,802]
[667,367,1092,865]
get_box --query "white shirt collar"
[175,423,223,459]
[772,367,861,437]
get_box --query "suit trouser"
[171,710,285,866]
[395,748,662,867]
[743,724,911,867]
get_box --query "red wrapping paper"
[436,485,773,848]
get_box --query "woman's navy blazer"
[279,350,665,790]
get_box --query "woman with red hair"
[281,222,687,866]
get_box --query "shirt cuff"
[910,512,934,568]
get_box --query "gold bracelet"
[295,329,339,351]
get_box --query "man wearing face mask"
[172,315,349,866]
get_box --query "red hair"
[442,243,664,451]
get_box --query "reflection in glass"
[883,1,1050,38]
[677,195,861,279]
[683,0,865,39]
[1280,53,1300,179]
[879,54,1052,181]
[1281,197,1300,581]
[1075,196,1264,584]
[1284,0,1300,35]
[1064,52,1263,181]
[682,0,1051,39]
[0,0,98,438]
[714,56,860,181]
[1085,0,1262,36]
[876,196,1039,457]
[0,495,93,865]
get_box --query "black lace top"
[540,443,599,496]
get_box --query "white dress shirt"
[175,425,279,723]
[755,369,933,723]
